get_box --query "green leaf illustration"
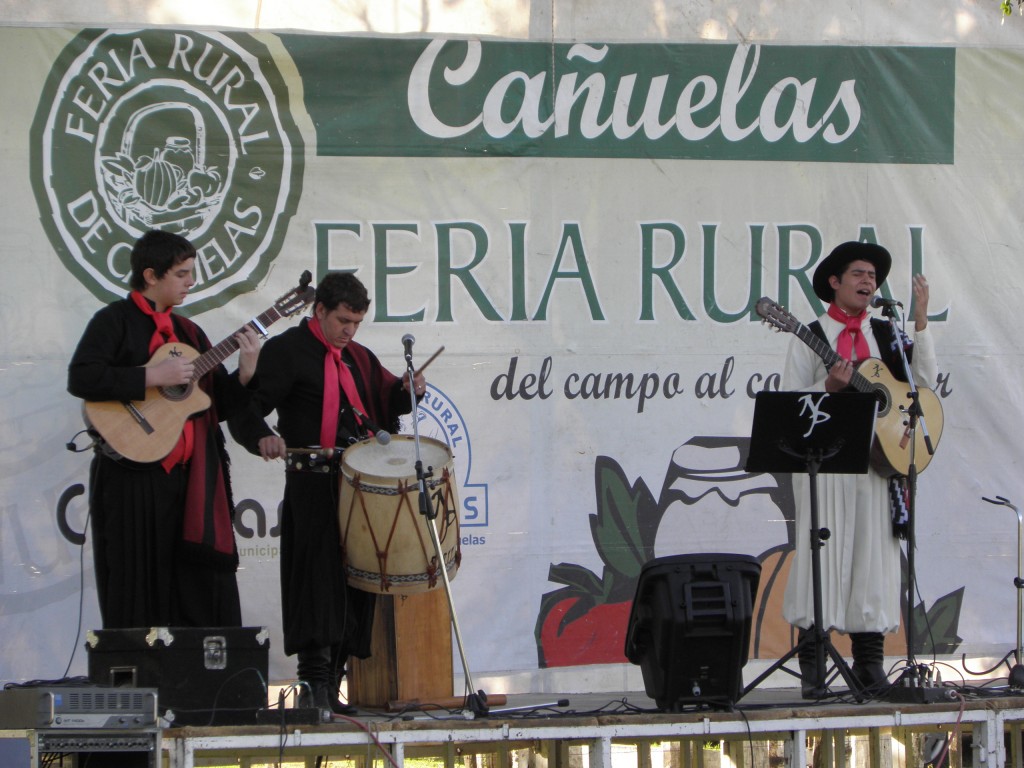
[911,587,964,655]
[590,455,658,584]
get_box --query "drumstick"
[285,447,338,457]
[414,346,445,377]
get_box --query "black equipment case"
[86,627,269,726]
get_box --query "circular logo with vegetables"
[31,28,303,314]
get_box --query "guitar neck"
[192,306,285,379]
[792,323,874,394]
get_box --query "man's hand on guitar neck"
[236,326,261,386]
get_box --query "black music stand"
[743,391,877,699]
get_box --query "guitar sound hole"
[160,383,192,402]
[872,386,889,417]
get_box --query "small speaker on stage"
[624,553,761,711]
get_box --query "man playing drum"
[230,272,426,715]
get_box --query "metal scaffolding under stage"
[159,693,1024,768]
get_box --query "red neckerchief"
[826,303,870,362]
[170,314,236,566]
[130,291,194,471]
[307,317,370,448]
[181,409,236,564]
[130,290,175,353]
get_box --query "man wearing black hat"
[782,241,936,697]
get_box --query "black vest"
[807,317,913,382]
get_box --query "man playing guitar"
[68,229,262,630]
[782,242,936,697]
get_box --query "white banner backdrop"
[1,24,1023,695]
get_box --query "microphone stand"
[403,351,489,717]
[964,496,1024,688]
[880,304,939,700]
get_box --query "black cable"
[54,453,97,682]
[185,665,268,728]
[4,676,91,690]
[911,559,941,668]
[62,476,93,680]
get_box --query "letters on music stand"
[745,391,877,475]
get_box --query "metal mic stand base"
[742,631,859,701]
[463,690,489,717]
[1011,664,1024,689]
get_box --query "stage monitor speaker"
[624,553,761,711]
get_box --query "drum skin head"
[342,435,452,484]
[339,435,460,595]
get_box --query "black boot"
[850,632,888,696]
[328,643,357,716]
[296,646,333,715]
[797,626,828,699]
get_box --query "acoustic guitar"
[84,272,315,463]
[755,297,943,477]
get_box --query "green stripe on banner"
[279,36,954,164]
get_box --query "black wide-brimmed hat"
[812,242,892,302]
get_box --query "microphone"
[353,408,391,446]
[402,333,415,362]
[870,296,902,309]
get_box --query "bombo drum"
[338,435,461,594]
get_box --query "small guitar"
[84,272,315,463]
[755,297,943,477]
